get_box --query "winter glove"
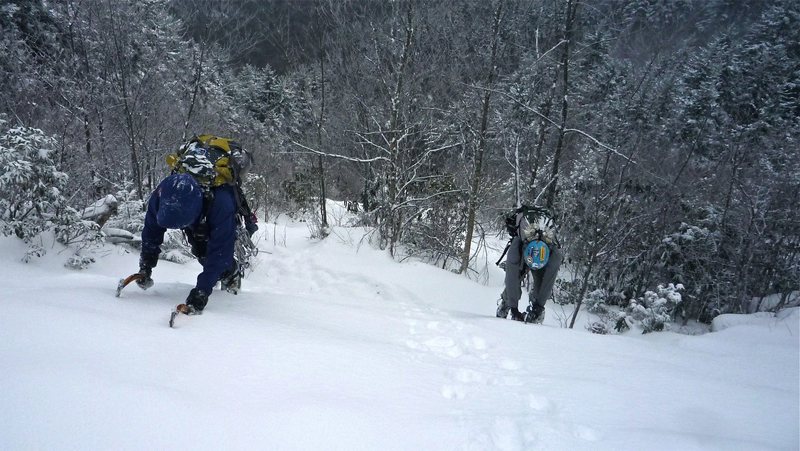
[136,253,158,290]
[185,288,209,312]
[190,240,207,261]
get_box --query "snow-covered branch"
[392,189,464,211]
[563,128,637,165]
[290,140,390,164]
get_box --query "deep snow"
[1,204,798,450]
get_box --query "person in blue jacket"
[136,173,237,314]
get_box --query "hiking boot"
[220,273,241,294]
[496,298,510,318]
[219,263,241,294]
[509,308,526,322]
[525,303,545,324]
[184,304,203,315]
[185,288,208,313]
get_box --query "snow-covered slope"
[1,212,798,450]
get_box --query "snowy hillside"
[1,206,798,451]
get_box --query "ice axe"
[115,273,144,297]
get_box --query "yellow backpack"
[166,134,252,187]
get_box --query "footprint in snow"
[490,417,523,451]
[573,425,599,442]
[469,336,488,350]
[500,359,522,371]
[453,368,485,384]
[426,320,442,331]
[423,337,464,358]
[441,384,466,400]
[527,394,554,413]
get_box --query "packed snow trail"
[1,213,797,450]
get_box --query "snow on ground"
[1,204,798,450]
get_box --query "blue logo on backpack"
[524,240,550,270]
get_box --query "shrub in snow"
[104,184,145,234]
[583,289,632,333]
[21,244,45,263]
[0,125,67,241]
[53,214,104,248]
[614,312,631,333]
[627,284,684,333]
[659,214,727,322]
[403,197,466,271]
[588,321,609,335]
[65,254,96,270]
[279,171,317,218]
[307,212,330,240]
[0,124,102,260]
[554,279,580,306]
[586,284,683,334]
[584,289,610,314]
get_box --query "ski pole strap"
[495,237,514,266]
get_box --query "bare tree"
[544,0,579,210]
[459,1,507,274]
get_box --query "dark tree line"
[1,0,797,324]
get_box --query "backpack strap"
[192,188,215,242]
[495,237,514,266]
[232,184,255,223]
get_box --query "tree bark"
[460,1,503,274]
[385,2,414,256]
[315,20,328,231]
[545,0,578,210]
[182,43,206,141]
[570,252,596,329]
[530,80,556,200]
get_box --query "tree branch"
[289,140,390,163]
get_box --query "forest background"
[1,0,797,328]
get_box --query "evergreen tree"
[0,124,69,242]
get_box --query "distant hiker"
[135,134,258,314]
[496,205,563,324]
